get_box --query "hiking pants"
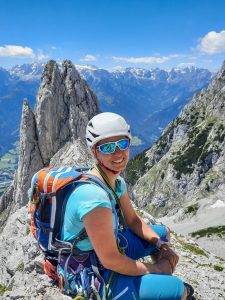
[102,224,185,300]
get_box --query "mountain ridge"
[0,60,99,216]
[0,60,224,299]
[130,60,225,209]
[0,62,213,155]
[0,62,214,196]
[127,60,225,259]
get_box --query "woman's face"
[95,135,130,173]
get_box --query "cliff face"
[0,59,99,297]
[13,100,43,210]
[0,60,98,214]
[126,61,225,261]
[130,61,225,216]
[35,60,98,165]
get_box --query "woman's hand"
[154,245,179,273]
[149,258,173,275]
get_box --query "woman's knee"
[181,287,187,300]
[166,226,171,242]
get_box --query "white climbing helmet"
[86,112,132,149]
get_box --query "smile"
[113,158,124,164]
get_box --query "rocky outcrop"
[0,184,14,231]
[0,60,99,215]
[13,100,43,209]
[0,205,72,300]
[0,138,95,299]
[0,204,224,299]
[1,58,224,299]
[49,138,94,167]
[35,60,98,166]
[130,61,225,217]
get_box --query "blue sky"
[1,0,225,71]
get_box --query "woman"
[62,112,193,300]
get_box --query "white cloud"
[0,45,49,61]
[169,54,187,58]
[51,46,57,50]
[37,49,49,60]
[112,56,169,64]
[0,45,35,57]
[37,53,49,60]
[198,30,225,54]
[177,62,197,68]
[80,54,97,62]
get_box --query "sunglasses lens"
[117,138,129,150]
[99,142,115,154]
[98,138,129,154]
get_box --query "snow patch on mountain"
[9,63,46,80]
[211,200,225,208]
[8,62,214,84]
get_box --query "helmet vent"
[88,130,100,138]
[86,138,92,142]
[88,122,94,128]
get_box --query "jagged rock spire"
[13,100,43,208]
[35,60,99,165]
[0,60,99,213]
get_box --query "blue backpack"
[29,166,117,299]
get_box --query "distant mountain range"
[126,60,225,259]
[0,62,214,157]
[0,61,224,300]
[0,67,39,155]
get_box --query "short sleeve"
[68,182,112,221]
[116,176,127,198]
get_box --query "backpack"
[29,165,116,299]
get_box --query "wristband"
[156,239,169,249]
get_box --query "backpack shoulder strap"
[81,174,120,236]
[62,173,120,249]
[81,174,112,195]
[93,164,127,229]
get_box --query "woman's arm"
[83,206,172,276]
[120,190,160,244]
[120,190,179,271]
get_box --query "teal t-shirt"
[61,176,126,251]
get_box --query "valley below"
[159,186,225,259]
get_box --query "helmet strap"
[97,160,120,175]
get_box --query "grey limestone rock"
[0,205,224,299]
[35,60,98,166]
[13,100,43,209]
[0,60,99,216]
[0,183,14,225]
[0,205,72,299]
[1,59,224,299]
[49,138,95,167]
[133,61,225,217]
[0,59,100,298]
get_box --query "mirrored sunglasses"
[97,138,130,154]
